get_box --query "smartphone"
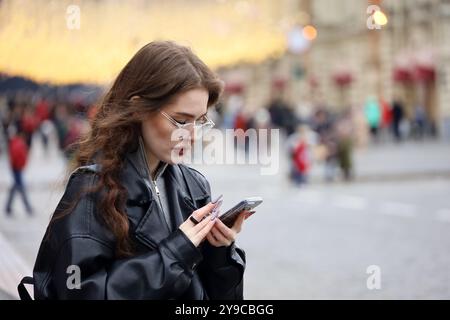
[219,197,263,227]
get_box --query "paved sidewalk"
[309,140,450,183]
[0,289,15,300]
[0,133,449,299]
[0,231,32,299]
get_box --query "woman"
[30,41,249,300]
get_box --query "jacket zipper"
[153,180,160,196]
[139,137,162,206]
[152,179,164,213]
[138,136,170,231]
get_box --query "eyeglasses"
[160,111,215,132]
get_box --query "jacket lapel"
[123,145,171,249]
[169,164,211,221]
[123,144,210,250]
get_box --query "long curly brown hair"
[58,41,223,257]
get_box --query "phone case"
[219,197,263,227]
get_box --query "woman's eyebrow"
[174,111,207,118]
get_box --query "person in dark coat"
[27,41,252,300]
[391,100,404,142]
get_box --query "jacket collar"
[124,137,209,201]
[125,136,168,182]
[123,138,209,249]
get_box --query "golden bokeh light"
[0,0,288,85]
[302,25,317,41]
[373,10,388,26]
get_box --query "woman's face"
[141,88,209,164]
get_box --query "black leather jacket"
[32,145,246,300]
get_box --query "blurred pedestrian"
[21,105,39,148]
[380,98,393,141]
[364,96,381,141]
[312,109,338,182]
[53,103,69,151]
[253,107,272,148]
[267,96,298,136]
[62,117,83,160]
[391,100,404,142]
[335,112,354,181]
[413,104,427,140]
[0,97,10,155]
[233,108,249,153]
[5,126,33,216]
[223,94,244,129]
[35,98,51,151]
[351,104,369,148]
[287,125,315,185]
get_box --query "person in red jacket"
[35,99,51,151]
[21,106,38,148]
[5,127,33,216]
[287,125,313,185]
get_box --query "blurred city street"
[1,131,449,299]
[1,0,450,301]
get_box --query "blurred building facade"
[218,0,450,138]
[307,0,450,134]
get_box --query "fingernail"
[212,194,223,204]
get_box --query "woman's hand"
[206,210,254,247]
[179,202,218,247]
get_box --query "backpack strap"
[18,276,34,300]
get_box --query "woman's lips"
[172,144,190,159]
